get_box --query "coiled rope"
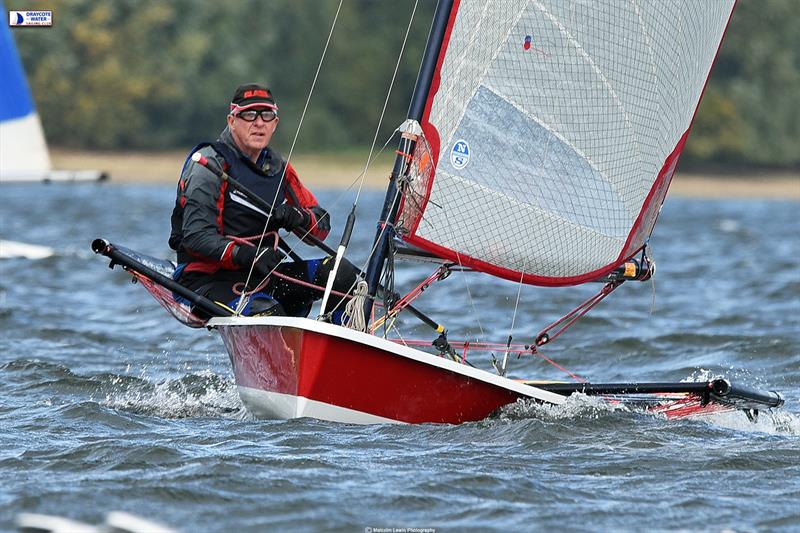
[342,280,370,332]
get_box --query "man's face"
[227,107,279,157]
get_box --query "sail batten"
[398,0,735,285]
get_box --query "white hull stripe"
[237,386,403,424]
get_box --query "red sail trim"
[404,233,644,287]
[405,0,461,239]
[622,2,737,258]
[620,128,688,259]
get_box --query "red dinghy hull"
[210,316,566,424]
[207,316,783,425]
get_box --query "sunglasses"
[236,109,278,122]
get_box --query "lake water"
[1,183,798,532]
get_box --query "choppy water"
[1,183,799,532]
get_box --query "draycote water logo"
[450,139,470,170]
[8,10,53,27]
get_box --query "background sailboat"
[0,23,106,182]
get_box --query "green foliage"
[684,0,800,168]
[8,0,798,168]
[9,0,434,154]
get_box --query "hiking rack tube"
[528,379,784,411]
[91,238,232,319]
[191,152,445,333]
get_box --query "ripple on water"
[1,189,799,531]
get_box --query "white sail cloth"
[400,0,735,285]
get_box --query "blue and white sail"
[0,22,51,181]
[1,22,106,182]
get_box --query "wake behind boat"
[93,0,784,425]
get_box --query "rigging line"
[649,262,657,314]
[277,0,344,190]
[319,2,418,318]
[454,250,485,341]
[234,232,280,315]
[389,321,408,347]
[644,242,657,314]
[650,276,656,315]
[529,348,587,383]
[356,190,402,274]
[500,266,526,376]
[236,0,345,313]
[283,128,400,247]
[354,0,419,205]
[371,265,445,331]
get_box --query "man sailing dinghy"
[94,0,783,424]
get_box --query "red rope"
[227,232,279,250]
[271,271,352,300]
[372,265,448,330]
[226,232,364,305]
[390,267,443,310]
[534,282,621,346]
[529,347,587,383]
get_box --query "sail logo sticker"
[8,11,53,27]
[450,139,470,170]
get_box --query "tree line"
[10,0,799,169]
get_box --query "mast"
[363,0,455,317]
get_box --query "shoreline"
[50,149,800,199]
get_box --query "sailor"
[169,83,359,319]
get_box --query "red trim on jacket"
[283,162,330,241]
[215,175,228,231]
[183,260,221,275]
[183,241,237,274]
[219,241,238,270]
[184,176,238,275]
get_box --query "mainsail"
[397,0,735,286]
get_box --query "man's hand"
[272,204,310,231]
[233,245,281,278]
[310,206,331,233]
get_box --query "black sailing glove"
[310,206,331,233]
[233,245,281,278]
[272,204,311,231]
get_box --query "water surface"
[1,183,798,532]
